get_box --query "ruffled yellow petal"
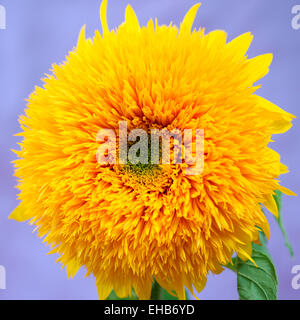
[11,0,296,301]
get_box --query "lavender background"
[0,0,299,300]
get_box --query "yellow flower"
[10,0,295,299]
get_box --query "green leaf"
[273,190,294,256]
[235,233,278,300]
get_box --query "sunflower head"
[10,0,295,299]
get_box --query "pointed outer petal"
[193,277,207,295]
[249,52,273,73]
[265,148,282,176]
[147,18,154,32]
[9,204,33,222]
[100,0,109,35]
[262,193,279,218]
[77,24,86,49]
[226,32,253,57]
[187,278,207,300]
[125,5,140,31]
[178,3,201,37]
[96,277,113,300]
[254,214,271,241]
[255,95,296,134]
[243,53,273,86]
[237,242,257,266]
[280,163,289,174]
[66,259,81,279]
[278,185,297,196]
[260,216,271,240]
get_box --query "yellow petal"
[227,32,253,57]
[261,217,271,240]
[255,95,295,134]
[245,53,273,84]
[237,242,257,266]
[66,259,81,279]
[280,163,289,174]
[193,277,207,294]
[113,283,132,299]
[133,279,152,300]
[179,3,201,37]
[125,5,140,31]
[100,0,109,35]
[206,30,227,46]
[96,277,112,300]
[9,204,33,222]
[262,193,279,218]
[278,185,297,196]
[176,285,186,300]
[77,24,86,49]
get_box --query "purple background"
[0,0,299,300]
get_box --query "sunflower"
[10,0,295,300]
